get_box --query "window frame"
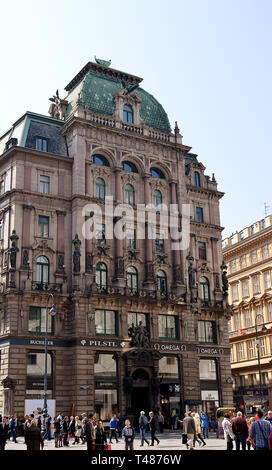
[95,177,106,200]
[158,314,178,340]
[38,215,49,238]
[28,306,54,334]
[95,309,117,337]
[195,206,204,223]
[123,104,134,123]
[96,262,108,288]
[35,137,48,152]
[197,320,217,344]
[125,183,135,206]
[39,175,50,194]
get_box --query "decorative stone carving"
[48,90,68,120]
[1,376,17,389]
[72,234,81,273]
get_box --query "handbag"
[104,443,112,450]
[182,433,187,444]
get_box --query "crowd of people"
[1,408,272,451]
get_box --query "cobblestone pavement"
[4,432,228,451]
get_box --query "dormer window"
[36,137,48,152]
[194,171,201,187]
[123,104,133,123]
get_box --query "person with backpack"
[122,419,135,450]
[139,411,150,447]
[249,408,272,451]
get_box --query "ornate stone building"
[0,59,233,424]
[223,216,272,414]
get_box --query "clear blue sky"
[1,0,271,238]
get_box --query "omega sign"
[197,347,224,355]
[153,343,186,352]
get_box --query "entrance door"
[131,369,150,427]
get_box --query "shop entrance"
[131,369,151,426]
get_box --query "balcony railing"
[31,281,62,294]
[91,284,176,301]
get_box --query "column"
[143,175,154,288]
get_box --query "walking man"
[139,411,150,447]
[85,413,96,451]
[0,417,10,451]
[249,408,272,451]
[182,411,197,450]
[148,411,160,446]
[231,411,248,450]
[109,414,119,443]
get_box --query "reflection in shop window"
[127,312,148,331]
[94,353,116,376]
[95,309,117,336]
[94,389,118,421]
[199,359,217,380]
[26,352,52,397]
[28,307,54,334]
[159,356,178,378]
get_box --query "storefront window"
[26,351,52,397]
[94,389,118,421]
[94,353,116,376]
[199,359,217,380]
[159,356,178,378]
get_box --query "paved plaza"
[4,431,227,451]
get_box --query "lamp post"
[43,293,56,435]
[254,313,267,409]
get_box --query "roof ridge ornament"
[94,56,111,68]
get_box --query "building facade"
[223,216,272,414]
[0,59,233,424]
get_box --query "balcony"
[31,281,62,294]
[90,284,177,301]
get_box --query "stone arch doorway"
[131,369,151,423]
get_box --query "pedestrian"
[182,411,197,450]
[200,412,209,439]
[69,416,75,440]
[265,410,272,425]
[109,414,119,443]
[139,411,150,447]
[222,413,235,451]
[85,413,96,451]
[122,418,135,450]
[269,426,272,450]
[0,417,10,451]
[148,411,160,446]
[249,408,272,451]
[158,411,164,433]
[117,413,123,438]
[25,420,44,451]
[231,411,248,450]
[44,415,52,440]
[170,411,177,431]
[246,417,255,450]
[94,420,107,450]
[81,413,88,443]
[9,415,18,443]
[37,416,42,431]
[54,417,61,448]
[62,416,70,446]
[192,412,206,447]
[73,416,83,445]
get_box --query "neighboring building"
[0,58,233,424]
[223,216,272,414]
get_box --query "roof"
[65,62,171,134]
[0,112,68,157]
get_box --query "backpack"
[139,415,148,429]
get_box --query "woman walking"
[73,416,83,445]
[192,412,206,447]
[246,417,255,450]
[222,413,235,451]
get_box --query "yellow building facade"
[223,215,272,414]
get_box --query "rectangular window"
[268,303,272,322]
[0,180,4,195]
[28,307,54,334]
[263,245,268,259]
[94,354,116,377]
[36,137,48,152]
[260,338,266,357]
[198,241,207,260]
[158,315,178,339]
[251,251,257,263]
[234,313,241,330]
[126,228,136,249]
[199,359,217,380]
[155,234,165,253]
[245,309,251,328]
[195,206,204,223]
[27,352,52,392]
[253,275,260,293]
[198,320,217,344]
[265,272,271,289]
[237,343,244,361]
[242,280,249,297]
[241,255,246,269]
[127,312,148,331]
[38,215,49,237]
[0,220,2,239]
[231,260,236,273]
[39,175,50,194]
[94,389,117,422]
[95,309,117,336]
[248,340,255,359]
[232,284,238,301]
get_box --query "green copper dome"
[65,64,171,134]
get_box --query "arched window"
[96,262,108,288]
[122,160,138,173]
[92,154,110,167]
[194,171,201,187]
[123,105,133,123]
[96,177,105,200]
[150,167,165,179]
[156,270,167,294]
[153,189,162,207]
[36,256,49,284]
[200,276,210,302]
[125,184,135,205]
[126,266,138,292]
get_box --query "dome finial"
[94,56,111,67]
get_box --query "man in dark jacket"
[95,420,107,450]
[25,420,44,451]
[231,411,248,450]
[85,413,96,451]
[148,411,160,446]
[0,417,10,450]
[182,412,196,450]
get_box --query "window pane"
[199,359,217,380]
[94,389,118,421]
[94,354,116,376]
[159,357,178,378]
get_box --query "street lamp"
[255,313,267,409]
[43,293,56,435]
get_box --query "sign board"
[25,399,56,437]
[201,390,219,401]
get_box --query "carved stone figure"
[72,234,81,273]
[222,270,228,294]
[134,321,150,348]
[188,262,196,288]
[48,90,68,120]
[9,242,19,269]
